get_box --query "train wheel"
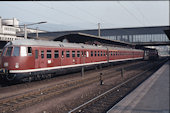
[6,74,16,81]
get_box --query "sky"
[0,1,169,31]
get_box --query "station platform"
[107,61,170,113]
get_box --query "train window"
[47,50,51,59]
[98,51,100,56]
[6,47,13,56]
[35,50,38,59]
[20,46,27,56]
[104,52,105,56]
[54,50,59,58]
[91,51,93,57]
[81,51,83,56]
[95,51,97,56]
[41,50,44,58]
[77,51,80,57]
[72,51,75,57]
[111,52,112,56]
[62,51,64,57]
[13,47,20,56]
[66,51,70,57]
[86,51,89,57]
[28,47,32,56]
[101,51,102,56]
[84,51,86,57]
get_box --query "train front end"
[0,43,18,81]
[0,53,6,80]
[0,41,33,82]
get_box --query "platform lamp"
[20,21,47,39]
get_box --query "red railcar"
[0,39,144,81]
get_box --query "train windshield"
[12,47,20,56]
[6,47,13,56]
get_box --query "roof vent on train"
[59,44,64,47]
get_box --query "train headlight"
[15,63,19,68]
[4,62,8,67]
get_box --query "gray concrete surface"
[108,61,170,113]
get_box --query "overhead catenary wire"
[68,2,118,29]
[3,2,86,31]
[36,2,98,27]
[117,1,145,27]
[131,1,153,26]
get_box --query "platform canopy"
[164,29,170,40]
[53,32,135,48]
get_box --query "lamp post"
[20,21,47,39]
[36,27,39,39]
[24,24,27,39]
[98,23,100,37]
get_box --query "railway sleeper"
[81,109,96,113]
[87,106,105,113]
[8,101,18,105]
[98,100,114,106]
[15,98,25,103]
[92,103,111,109]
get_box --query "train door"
[72,50,76,64]
[60,49,64,66]
[54,49,61,66]
[35,49,39,68]
[76,50,81,64]
[106,48,109,62]
[80,50,85,64]
[39,49,46,68]
[61,49,71,66]
[86,51,90,63]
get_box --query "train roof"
[6,39,143,52]
[8,39,106,50]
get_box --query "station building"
[0,17,46,53]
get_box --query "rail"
[68,59,167,113]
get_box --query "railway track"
[0,60,164,113]
[68,59,167,113]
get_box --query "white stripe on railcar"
[10,57,143,73]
